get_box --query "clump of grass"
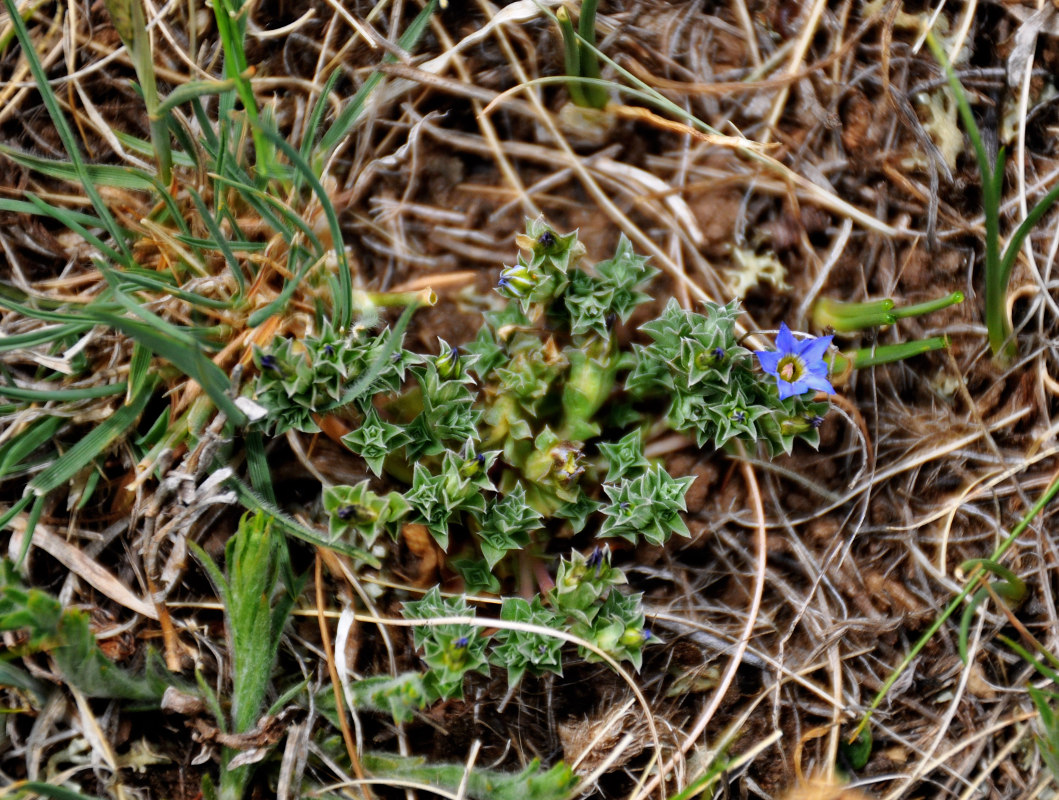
[925,30,1059,363]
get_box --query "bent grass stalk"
[850,466,1059,742]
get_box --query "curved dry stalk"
[633,446,768,800]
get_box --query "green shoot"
[925,31,1059,363]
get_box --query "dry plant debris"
[0,0,1058,799]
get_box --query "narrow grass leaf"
[0,382,127,403]
[244,430,276,505]
[316,0,439,156]
[0,417,63,478]
[298,68,342,178]
[114,129,197,168]
[0,199,110,230]
[87,275,246,424]
[27,380,156,496]
[0,322,93,351]
[186,186,245,295]
[155,77,241,116]
[246,252,319,327]
[226,476,381,567]
[0,0,131,258]
[127,341,152,402]
[0,144,157,191]
[23,193,128,267]
[209,173,323,253]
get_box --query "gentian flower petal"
[756,349,782,375]
[775,322,798,354]
[798,334,833,363]
[802,372,836,395]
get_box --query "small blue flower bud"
[497,264,536,297]
[454,636,469,648]
[260,354,280,372]
[459,453,486,478]
[436,345,460,379]
[336,504,375,523]
[586,547,604,570]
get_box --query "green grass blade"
[226,476,381,566]
[208,173,324,253]
[0,416,63,478]
[22,192,128,267]
[210,0,275,179]
[924,32,991,184]
[113,129,197,169]
[102,0,171,182]
[27,380,156,496]
[0,0,132,259]
[298,69,342,177]
[155,76,241,116]
[86,273,247,424]
[0,322,93,351]
[0,198,106,229]
[999,180,1059,290]
[557,8,587,108]
[0,382,128,403]
[0,145,158,190]
[244,430,276,506]
[85,306,245,425]
[244,121,351,326]
[246,252,319,327]
[316,0,439,157]
[127,341,153,401]
[852,469,1059,741]
[186,187,246,296]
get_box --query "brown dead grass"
[2,0,1059,798]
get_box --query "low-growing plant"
[190,511,302,800]
[244,219,839,721]
[0,560,167,703]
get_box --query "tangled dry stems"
[1,0,1058,798]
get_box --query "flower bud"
[436,344,461,379]
[497,264,536,298]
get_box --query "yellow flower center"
[778,355,804,383]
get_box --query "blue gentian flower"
[756,323,835,400]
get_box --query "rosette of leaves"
[402,588,491,700]
[405,340,483,461]
[626,299,829,455]
[404,448,497,548]
[599,462,695,546]
[340,408,411,476]
[252,321,415,434]
[474,483,543,569]
[490,596,567,685]
[497,217,585,316]
[562,234,659,337]
[323,481,410,550]
[570,589,649,670]
[550,547,627,617]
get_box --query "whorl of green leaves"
[627,299,829,455]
